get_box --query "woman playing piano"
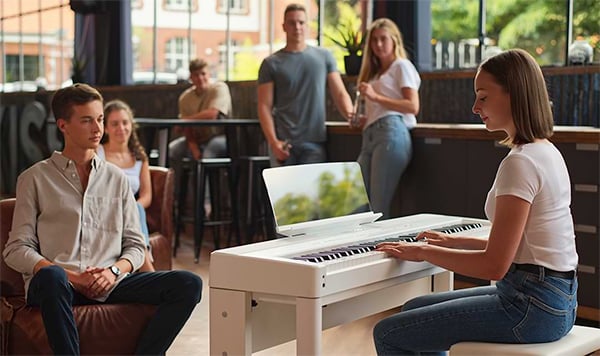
[373,49,578,355]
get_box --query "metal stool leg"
[226,165,240,247]
[173,159,190,257]
[194,161,204,263]
[209,168,221,250]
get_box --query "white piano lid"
[262,162,382,237]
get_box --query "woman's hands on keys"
[416,230,454,247]
[375,230,453,261]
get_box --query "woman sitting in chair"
[98,99,155,272]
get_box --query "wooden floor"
[167,233,600,356]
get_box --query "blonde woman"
[98,99,154,272]
[354,18,421,219]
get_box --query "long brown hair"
[101,99,148,162]
[357,18,407,84]
[478,49,553,146]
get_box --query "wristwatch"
[109,265,121,277]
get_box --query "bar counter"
[327,121,600,144]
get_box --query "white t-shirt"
[485,141,578,271]
[365,58,421,129]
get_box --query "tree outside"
[432,0,600,68]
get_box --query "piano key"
[291,222,485,263]
[329,248,353,257]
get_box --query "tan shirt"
[3,152,146,301]
[178,81,232,144]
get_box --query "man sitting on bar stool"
[169,58,232,164]
[169,58,232,215]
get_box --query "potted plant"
[71,55,88,84]
[326,22,364,76]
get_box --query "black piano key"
[293,256,320,262]
[330,248,353,257]
[293,256,313,261]
[305,252,340,261]
[347,245,371,254]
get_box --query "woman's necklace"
[105,145,134,168]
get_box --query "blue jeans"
[136,202,150,246]
[269,141,326,167]
[27,265,202,355]
[373,268,578,355]
[357,115,412,219]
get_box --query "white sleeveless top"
[97,145,142,195]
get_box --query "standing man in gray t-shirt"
[257,3,353,167]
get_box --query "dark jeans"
[27,265,202,355]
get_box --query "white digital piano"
[209,163,491,355]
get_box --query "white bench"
[449,325,600,356]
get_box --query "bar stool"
[173,157,239,263]
[240,156,273,243]
[172,158,194,255]
[222,123,275,244]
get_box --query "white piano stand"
[210,269,453,355]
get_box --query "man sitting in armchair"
[2,83,202,355]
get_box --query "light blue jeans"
[357,115,412,219]
[136,202,150,246]
[373,267,578,355]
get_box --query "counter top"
[326,122,600,144]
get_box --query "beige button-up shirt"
[3,152,146,301]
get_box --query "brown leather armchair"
[0,166,175,354]
[147,166,175,270]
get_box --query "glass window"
[4,0,596,91]
[431,0,480,70]
[6,55,39,81]
[572,0,599,64]
[217,0,249,15]
[164,0,191,12]
[322,1,367,76]
[132,0,143,10]
[431,0,600,69]
[165,37,193,72]
[487,0,567,66]
[1,0,74,92]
